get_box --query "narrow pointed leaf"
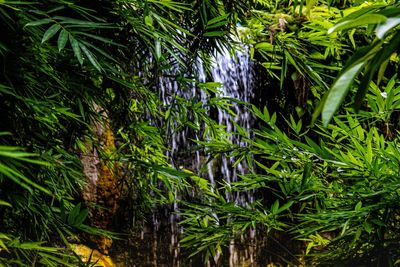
[41,24,61,43]
[322,62,365,126]
[68,203,81,225]
[0,200,12,207]
[354,31,400,110]
[319,43,380,125]
[25,18,52,27]
[277,201,294,214]
[328,14,387,34]
[57,30,68,51]
[69,36,83,65]
[79,44,101,72]
[73,208,88,226]
[301,162,312,189]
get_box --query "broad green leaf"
[0,239,9,251]
[328,14,387,34]
[376,18,400,39]
[0,150,37,158]
[342,6,382,20]
[41,24,61,43]
[79,40,118,63]
[341,219,350,236]
[306,0,317,16]
[322,62,365,126]
[46,5,66,14]
[148,0,191,12]
[378,6,400,18]
[354,31,400,110]
[69,36,83,65]
[280,53,287,90]
[52,16,112,27]
[255,42,276,51]
[299,0,304,16]
[206,15,228,29]
[57,30,68,51]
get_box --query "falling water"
[113,46,260,266]
[206,47,257,266]
[158,46,255,190]
[209,47,255,204]
[162,46,257,266]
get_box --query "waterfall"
[158,46,255,203]
[210,47,254,203]
[121,46,258,267]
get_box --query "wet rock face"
[81,107,121,254]
[82,142,100,205]
[94,126,121,253]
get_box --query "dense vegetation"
[1,0,400,266]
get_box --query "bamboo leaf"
[74,32,124,46]
[60,200,67,223]
[354,31,400,110]
[376,17,400,39]
[69,36,83,65]
[377,58,389,85]
[328,14,387,34]
[25,18,52,27]
[301,162,312,189]
[57,30,68,51]
[79,43,101,72]
[322,62,365,126]
[73,208,88,226]
[277,201,294,214]
[67,203,81,225]
[144,15,153,27]
[41,24,61,43]
[203,31,227,37]
[271,200,279,214]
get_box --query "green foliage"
[0,0,250,264]
[181,102,400,264]
[244,0,347,114]
[320,3,400,125]
[2,0,400,265]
